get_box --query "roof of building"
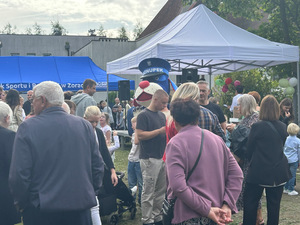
[138,0,182,40]
[138,0,267,40]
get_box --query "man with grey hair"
[23,90,33,115]
[0,101,21,225]
[9,81,104,225]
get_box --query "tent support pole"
[297,62,300,125]
[106,73,109,102]
[209,66,212,90]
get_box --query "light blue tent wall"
[0,56,134,92]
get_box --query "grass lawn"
[16,146,300,225]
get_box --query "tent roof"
[0,56,134,92]
[107,4,299,75]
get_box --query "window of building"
[10,53,20,56]
[27,53,36,56]
[43,53,52,56]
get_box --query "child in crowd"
[100,112,112,144]
[116,105,125,130]
[108,130,120,162]
[127,116,143,204]
[284,123,300,196]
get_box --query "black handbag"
[162,129,204,225]
[229,124,250,160]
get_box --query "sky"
[0,0,168,38]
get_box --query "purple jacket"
[166,125,243,224]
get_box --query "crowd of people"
[0,78,299,225]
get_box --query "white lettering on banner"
[5,83,28,89]
[96,82,107,88]
[61,84,67,88]
[67,83,83,88]
[143,68,163,75]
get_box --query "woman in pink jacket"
[165,98,243,225]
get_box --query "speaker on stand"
[177,69,199,86]
[118,80,130,101]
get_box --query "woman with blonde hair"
[163,82,225,161]
[84,106,118,225]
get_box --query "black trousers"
[243,182,283,225]
[22,205,92,225]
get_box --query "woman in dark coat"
[0,101,21,225]
[243,95,291,225]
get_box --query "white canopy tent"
[107,4,299,120]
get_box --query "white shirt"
[230,94,243,112]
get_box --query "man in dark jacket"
[9,81,104,225]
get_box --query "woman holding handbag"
[165,98,243,225]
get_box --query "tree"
[33,22,43,35]
[133,20,144,40]
[1,23,17,34]
[213,69,284,118]
[97,24,106,36]
[88,29,96,36]
[117,26,128,39]
[25,27,32,35]
[51,21,67,36]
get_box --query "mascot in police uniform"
[138,58,177,96]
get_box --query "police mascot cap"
[139,58,171,79]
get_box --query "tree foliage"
[51,21,67,36]
[213,70,285,118]
[1,23,17,34]
[97,24,106,36]
[26,22,44,35]
[117,26,128,39]
[133,20,144,40]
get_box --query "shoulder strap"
[187,129,204,181]
[265,121,283,144]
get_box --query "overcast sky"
[0,0,168,38]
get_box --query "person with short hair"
[243,95,291,225]
[164,83,225,162]
[197,80,226,133]
[166,98,243,225]
[23,90,33,115]
[283,123,300,196]
[71,79,97,117]
[9,81,104,225]
[127,116,143,205]
[248,91,261,112]
[116,105,125,130]
[0,101,21,225]
[230,85,243,112]
[136,89,169,225]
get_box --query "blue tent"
[0,56,134,92]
